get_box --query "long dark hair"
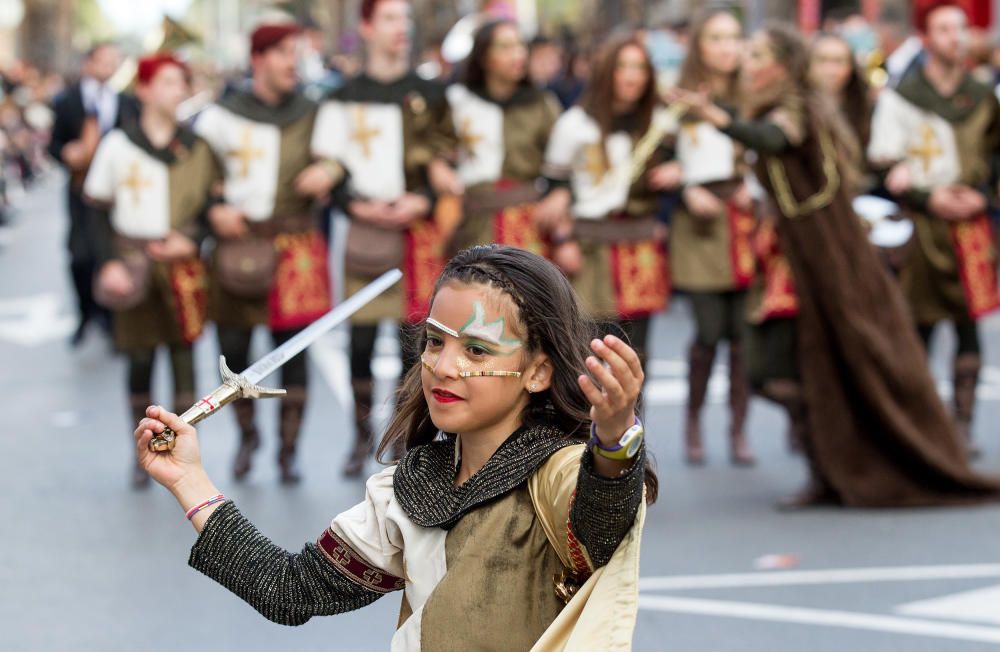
[378,245,659,503]
[462,19,531,92]
[578,33,657,148]
[677,9,742,102]
[809,33,872,150]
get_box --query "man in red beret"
[312,0,460,476]
[195,24,338,484]
[83,53,221,488]
[869,0,1000,458]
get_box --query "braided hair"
[379,245,658,502]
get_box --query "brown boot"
[684,343,715,466]
[760,380,837,510]
[953,353,982,460]
[278,387,306,485]
[344,379,375,477]
[728,343,756,467]
[129,393,152,489]
[232,400,260,481]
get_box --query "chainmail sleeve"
[188,501,391,626]
[569,446,646,568]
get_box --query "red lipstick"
[431,388,464,403]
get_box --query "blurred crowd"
[17,0,1000,504]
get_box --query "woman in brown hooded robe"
[670,23,1000,508]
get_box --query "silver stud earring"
[529,383,538,393]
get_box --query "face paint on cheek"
[456,350,523,378]
[421,352,438,373]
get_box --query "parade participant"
[670,22,1000,508]
[446,19,563,256]
[195,23,336,484]
[809,33,873,153]
[48,42,139,345]
[665,10,756,467]
[84,53,217,489]
[311,0,458,477]
[868,1,1000,457]
[134,245,654,648]
[539,34,672,382]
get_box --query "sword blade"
[241,268,403,385]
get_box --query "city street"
[4,172,1000,651]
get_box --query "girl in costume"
[446,20,563,257]
[134,245,656,649]
[667,10,756,467]
[537,33,673,379]
[85,54,218,488]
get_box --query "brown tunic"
[449,86,561,253]
[201,90,321,331]
[85,124,220,351]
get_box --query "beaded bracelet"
[185,494,227,521]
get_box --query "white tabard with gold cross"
[194,104,281,221]
[868,88,961,190]
[446,84,504,187]
[83,129,170,239]
[544,106,670,220]
[675,120,736,186]
[311,100,405,201]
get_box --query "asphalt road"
[3,172,1000,651]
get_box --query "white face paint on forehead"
[425,317,459,338]
[458,301,522,348]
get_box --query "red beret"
[250,23,301,55]
[137,53,190,85]
[914,0,969,33]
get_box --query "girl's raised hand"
[578,335,644,446]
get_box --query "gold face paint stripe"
[458,370,523,378]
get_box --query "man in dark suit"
[47,42,139,345]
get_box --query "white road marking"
[308,332,353,410]
[639,595,1000,645]
[639,564,1000,591]
[897,584,1000,626]
[0,293,76,346]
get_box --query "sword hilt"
[148,356,286,452]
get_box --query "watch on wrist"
[589,417,644,461]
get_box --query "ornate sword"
[148,269,403,452]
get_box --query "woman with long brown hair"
[537,33,674,374]
[669,22,1000,508]
[446,20,563,256]
[669,9,756,467]
[809,32,872,152]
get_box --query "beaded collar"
[393,424,580,530]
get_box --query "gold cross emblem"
[351,105,381,159]
[227,126,263,178]
[908,124,943,175]
[330,545,350,565]
[362,568,384,586]
[120,161,151,208]
[584,143,608,184]
[458,116,483,158]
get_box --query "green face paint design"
[421,301,524,379]
[458,301,523,353]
